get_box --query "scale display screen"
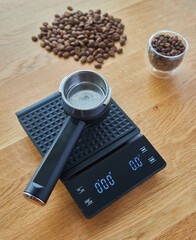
[65,135,166,218]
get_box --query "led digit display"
[94,172,115,194]
[129,155,143,171]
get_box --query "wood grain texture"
[0,0,196,239]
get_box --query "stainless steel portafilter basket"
[59,70,111,120]
[23,70,112,205]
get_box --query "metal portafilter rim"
[59,70,112,121]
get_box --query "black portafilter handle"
[23,116,86,205]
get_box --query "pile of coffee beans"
[152,35,185,56]
[148,34,186,71]
[31,7,127,69]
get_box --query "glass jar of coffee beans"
[145,30,189,79]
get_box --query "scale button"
[140,146,148,153]
[148,156,156,164]
[84,198,93,207]
[76,186,85,194]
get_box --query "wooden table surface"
[0,0,196,239]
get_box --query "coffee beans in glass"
[145,30,189,79]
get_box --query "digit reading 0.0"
[94,172,115,194]
[129,155,143,171]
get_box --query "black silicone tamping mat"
[16,92,140,183]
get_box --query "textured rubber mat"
[16,92,140,180]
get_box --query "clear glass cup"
[145,30,189,79]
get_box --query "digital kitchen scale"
[16,92,166,218]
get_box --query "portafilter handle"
[23,116,85,205]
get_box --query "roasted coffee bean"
[78,40,84,47]
[118,23,124,29]
[117,48,123,54]
[32,7,127,68]
[40,42,45,48]
[53,48,58,54]
[96,37,102,43]
[120,38,126,46]
[171,49,177,55]
[43,39,50,45]
[43,22,48,27]
[57,43,64,50]
[64,41,70,47]
[70,50,75,56]
[86,51,90,56]
[64,11,71,17]
[74,55,79,61]
[67,6,73,11]
[83,38,89,44]
[45,45,52,51]
[103,53,109,59]
[94,42,98,48]
[88,40,95,47]
[40,26,48,32]
[107,42,114,48]
[63,52,69,58]
[97,48,104,54]
[112,33,120,41]
[93,50,98,56]
[65,46,74,52]
[105,47,109,53]
[80,56,87,63]
[79,51,86,57]
[122,35,127,40]
[88,48,94,53]
[75,46,81,55]
[52,40,58,45]
[95,9,101,14]
[37,34,43,39]
[99,42,106,49]
[96,57,104,63]
[58,51,63,57]
[49,37,56,41]
[87,55,94,62]
[63,34,68,40]
[108,50,115,57]
[95,53,102,59]
[31,36,38,42]
[94,63,102,68]
[110,46,117,52]
[58,39,64,44]
[77,34,85,39]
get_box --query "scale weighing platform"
[16,92,166,218]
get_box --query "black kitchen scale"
[16,92,166,218]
